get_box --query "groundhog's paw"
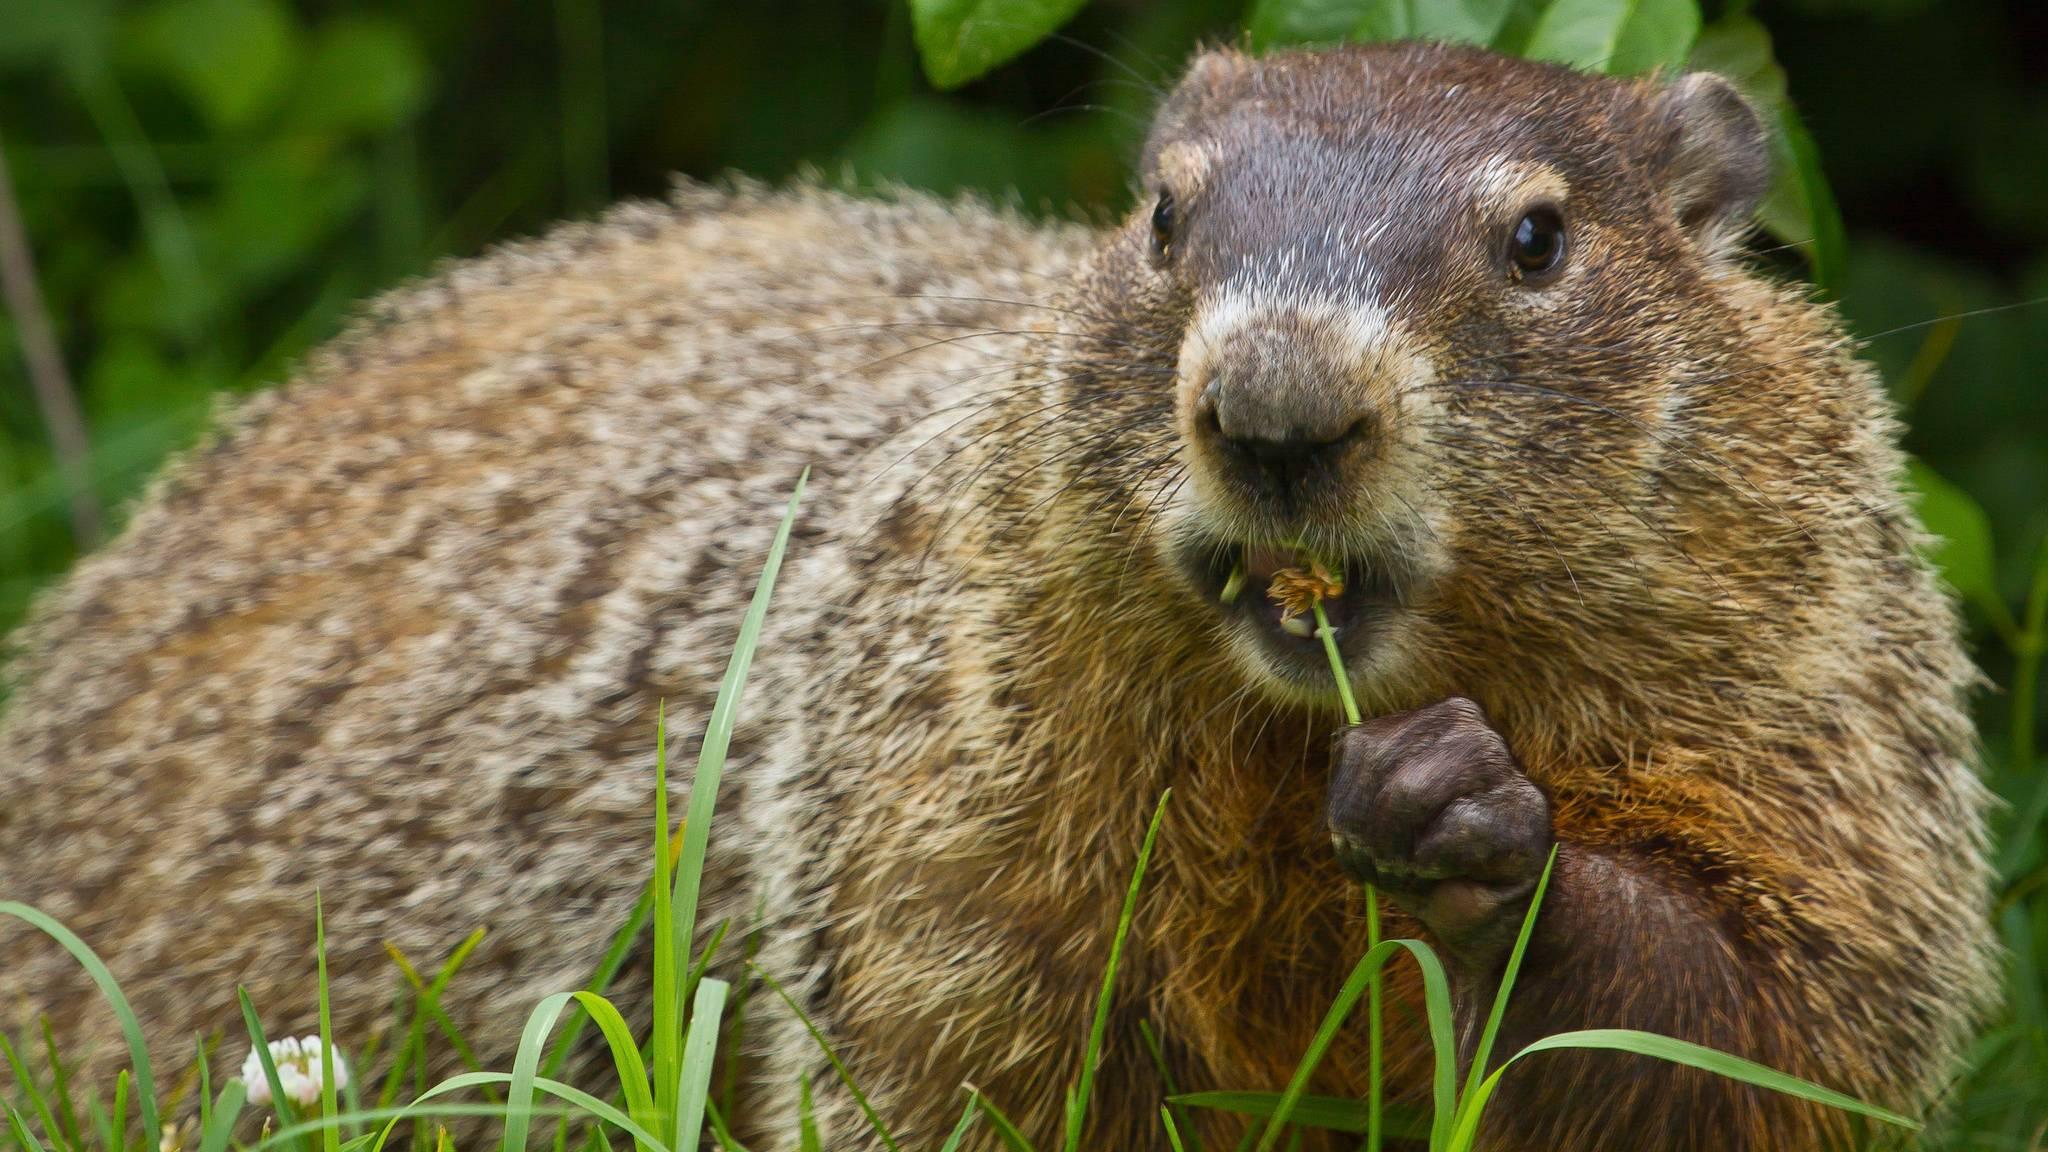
[1326,697,1553,967]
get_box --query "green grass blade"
[1252,939,1457,1152]
[544,882,659,1083]
[316,896,342,1152]
[1064,789,1170,1152]
[36,1021,82,1152]
[751,966,899,1152]
[672,978,727,1152]
[198,1081,248,1152]
[1137,1021,1200,1152]
[357,1072,666,1152]
[237,986,307,1152]
[1159,1108,1186,1152]
[502,992,579,1152]
[0,1030,62,1152]
[1363,884,1381,1152]
[795,1075,819,1152]
[651,702,680,1135]
[6,1101,48,1152]
[935,1096,980,1152]
[1444,1029,1917,1151]
[701,1100,749,1152]
[0,904,161,1147]
[383,937,501,1105]
[1457,845,1557,1117]
[110,1069,129,1152]
[1520,1030,1917,1126]
[967,1095,1034,1152]
[669,469,809,1010]
[566,992,656,1141]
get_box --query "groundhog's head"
[1089,41,1784,703]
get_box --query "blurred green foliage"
[0,0,2044,1144]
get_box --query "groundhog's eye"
[1150,191,1177,260]
[1509,206,1566,283]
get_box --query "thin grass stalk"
[1064,790,1171,1152]
[0,916,160,1152]
[315,897,342,1152]
[1310,599,1381,1151]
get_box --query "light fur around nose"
[1181,288,1415,449]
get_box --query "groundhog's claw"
[1327,696,1553,969]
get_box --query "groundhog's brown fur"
[0,42,1995,1151]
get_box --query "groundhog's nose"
[1197,370,1377,508]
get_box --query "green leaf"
[127,0,300,129]
[1686,14,1786,108]
[1370,0,1523,47]
[288,15,429,135]
[910,0,1091,90]
[1768,103,1845,296]
[1907,460,2007,625]
[1249,0,1374,47]
[0,0,113,70]
[753,967,901,1152]
[1689,15,1842,291]
[1525,0,1699,75]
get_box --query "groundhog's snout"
[1182,302,1407,517]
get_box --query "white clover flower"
[239,1035,350,1108]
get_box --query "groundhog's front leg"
[1327,698,1825,1151]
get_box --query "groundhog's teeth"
[1280,613,1315,638]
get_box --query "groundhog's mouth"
[1179,537,1407,675]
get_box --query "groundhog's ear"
[1144,48,1251,172]
[1644,73,1771,246]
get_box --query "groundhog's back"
[0,181,1095,1067]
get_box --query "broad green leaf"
[1413,0,1520,45]
[1769,103,1845,296]
[0,0,113,70]
[127,0,300,129]
[910,0,1091,89]
[288,15,429,134]
[1907,459,2005,622]
[1606,0,1698,74]
[1256,0,1514,47]
[1526,0,1698,75]
[1690,15,1842,291]
[1248,0,1375,48]
[1687,14,1786,108]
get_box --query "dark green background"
[0,0,2043,1144]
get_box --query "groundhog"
[0,40,1997,1152]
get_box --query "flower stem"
[1312,596,1377,1149]
[1311,600,1361,726]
